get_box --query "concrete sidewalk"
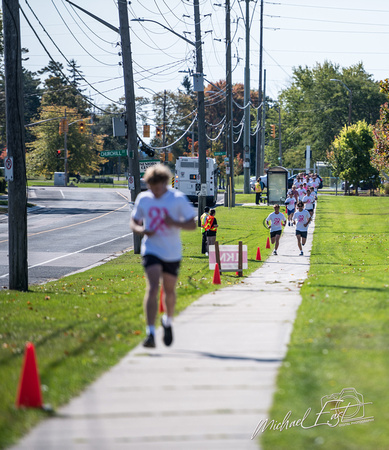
[11,218,315,450]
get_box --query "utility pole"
[256,0,264,178]
[225,0,234,207]
[261,69,266,182]
[243,0,251,194]
[162,90,167,163]
[193,0,207,223]
[64,109,68,187]
[3,0,28,290]
[278,106,282,166]
[117,0,141,253]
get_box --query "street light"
[330,79,352,126]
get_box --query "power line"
[20,4,118,113]
[50,0,118,66]
[24,0,122,106]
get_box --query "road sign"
[100,149,127,157]
[128,175,135,190]
[4,156,13,181]
[214,151,226,156]
[139,159,160,176]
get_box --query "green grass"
[0,203,273,449]
[261,196,389,450]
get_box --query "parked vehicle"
[341,177,381,191]
[174,156,218,206]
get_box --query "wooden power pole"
[117,0,142,254]
[3,0,28,291]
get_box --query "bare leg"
[274,233,281,251]
[296,234,302,251]
[144,264,162,327]
[162,272,178,318]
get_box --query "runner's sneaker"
[300,251,303,256]
[161,318,173,346]
[273,249,277,255]
[143,334,155,348]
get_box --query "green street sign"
[214,151,226,156]
[100,149,127,157]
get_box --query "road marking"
[0,233,133,278]
[60,190,65,198]
[0,203,128,244]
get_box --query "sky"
[19,0,389,115]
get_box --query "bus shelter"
[267,166,288,205]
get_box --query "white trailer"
[174,156,218,206]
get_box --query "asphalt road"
[0,186,133,289]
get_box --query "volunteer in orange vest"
[204,208,218,254]
[200,206,210,255]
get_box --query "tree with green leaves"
[275,61,385,169]
[327,120,380,195]
[26,67,102,177]
[26,105,103,178]
[371,79,389,176]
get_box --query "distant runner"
[265,204,286,255]
[292,201,312,256]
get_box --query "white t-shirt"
[302,193,315,210]
[266,212,286,232]
[293,209,311,231]
[297,188,306,200]
[131,188,195,261]
[285,196,296,211]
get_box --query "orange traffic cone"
[159,286,165,313]
[212,263,221,285]
[266,237,271,249]
[256,247,262,261]
[16,342,43,408]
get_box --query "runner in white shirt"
[292,201,312,256]
[302,187,316,217]
[297,186,306,201]
[131,164,196,348]
[284,191,297,226]
[265,204,286,255]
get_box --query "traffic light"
[140,143,155,157]
[57,149,61,157]
[59,118,68,135]
[79,121,85,133]
[271,124,276,138]
[156,126,162,138]
[143,124,150,138]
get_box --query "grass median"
[0,200,271,449]
[261,196,389,450]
